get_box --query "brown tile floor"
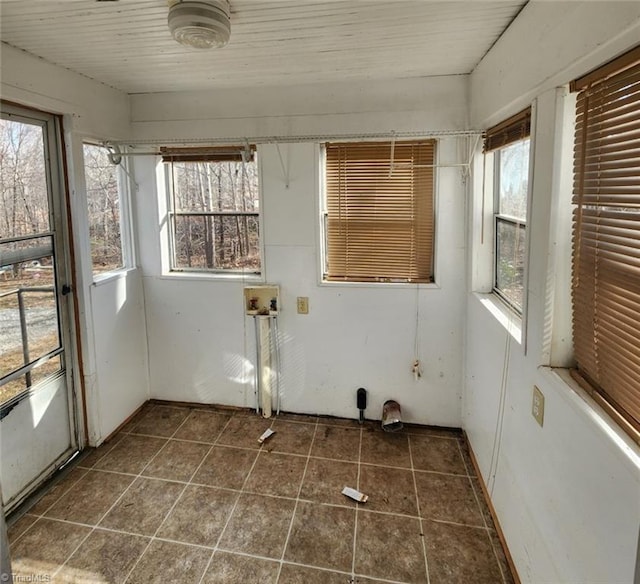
[7,403,515,584]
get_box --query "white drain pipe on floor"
[258,316,272,418]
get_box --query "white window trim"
[118,149,137,271]
[156,271,264,283]
[317,141,439,287]
[474,292,522,344]
[471,148,525,339]
[162,148,265,280]
[82,142,135,282]
[92,266,138,287]
[473,103,537,343]
[491,138,532,316]
[540,88,576,368]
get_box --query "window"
[83,143,127,275]
[570,45,640,441]
[163,146,261,274]
[322,140,435,283]
[484,109,532,312]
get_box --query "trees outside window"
[83,144,125,275]
[0,119,49,240]
[494,138,530,312]
[167,157,261,273]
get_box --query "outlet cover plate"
[532,385,545,427]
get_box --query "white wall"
[65,139,150,445]
[1,43,149,444]
[0,43,130,139]
[471,1,640,128]
[132,76,469,426]
[130,76,468,141]
[466,3,640,583]
[87,271,149,440]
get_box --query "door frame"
[0,100,86,512]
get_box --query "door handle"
[61,284,72,296]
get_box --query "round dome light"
[168,0,231,49]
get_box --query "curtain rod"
[108,129,482,148]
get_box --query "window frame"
[492,139,531,314]
[569,45,640,443]
[483,108,533,316]
[164,149,263,277]
[82,141,135,281]
[320,139,436,285]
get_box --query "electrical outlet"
[532,385,545,427]
[297,296,309,314]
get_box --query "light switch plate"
[297,297,309,314]
[532,385,545,427]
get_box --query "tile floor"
[8,403,515,584]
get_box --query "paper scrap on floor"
[342,486,368,503]
[258,428,275,443]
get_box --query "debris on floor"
[342,486,368,503]
[9,405,512,583]
[257,428,275,443]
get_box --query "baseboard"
[99,400,150,445]
[464,433,521,584]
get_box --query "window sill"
[319,280,441,290]
[91,267,137,287]
[158,271,264,284]
[474,292,522,344]
[538,366,640,469]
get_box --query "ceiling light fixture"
[168,0,231,49]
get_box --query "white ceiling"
[0,0,527,94]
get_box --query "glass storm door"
[0,104,77,512]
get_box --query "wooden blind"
[160,145,255,163]
[325,140,435,283]
[571,45,640,439]
[483,108,531,152]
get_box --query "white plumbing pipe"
[258,316,272,418]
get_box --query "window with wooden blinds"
[571,45,640,441]
[484,108,531,152]
[324,140,435,283]
[484,107,532,313]
[160,145,255,163]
